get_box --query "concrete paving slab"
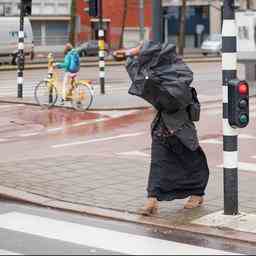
[192,211,256,233]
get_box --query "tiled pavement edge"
[1,154,256,243]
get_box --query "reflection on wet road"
[0,102,256,174]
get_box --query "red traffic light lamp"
[238,83,249,95]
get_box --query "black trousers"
[147,134,209,201]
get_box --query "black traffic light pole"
[152,0,163,43]
[17,0,25,98]
[222,0,239,215]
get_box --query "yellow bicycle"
[34,53,94,111]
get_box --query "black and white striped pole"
[222,0,239,215]
[17,0,25,98]
[98,0,105,94]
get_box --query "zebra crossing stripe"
[0,249,21,255]
[0,212,239,255]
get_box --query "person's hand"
[53,63,59,68]
[113,49,126,61]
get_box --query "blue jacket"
[56,49,79,73]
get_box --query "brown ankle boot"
[184,196,204,209]
[139,197,159,216]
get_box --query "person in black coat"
[114,43,209,216]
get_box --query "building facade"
[0,0,254,51]
[77,0,255,49]
[0,0,71,52]
[76,0,152,49]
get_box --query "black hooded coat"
[126,41,209,201]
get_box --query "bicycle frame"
[47,53,94,97]
[34,52,94,110]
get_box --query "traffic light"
[17,52,25,70]
[22,0,32,16]
[85,0,98,17]
[228,79,250,128]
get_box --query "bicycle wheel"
[34,80,58,108]
[71,83,94,111]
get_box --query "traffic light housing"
[17,52,25,70]
[85,0,98,17]
[22,0,32,16]
[228,79,250,128]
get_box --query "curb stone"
[0,185,256,245]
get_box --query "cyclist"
[55,43,81,104]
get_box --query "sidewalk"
[1,154,256,243]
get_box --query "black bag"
[187,87,201,122]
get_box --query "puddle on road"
[0,104,154,139]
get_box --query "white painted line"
[47,127,64,133]
[0,249,21,255]
[0,139,8,142]
[117,151,150,157]
[18,132,40,137]
[252,156,256,159]
[52,132,146,148]
[200,139,222,145]
[240,134,256,140]
[16,112,138,138]
[218,162,256,172]
[0,212,239,255]
[72,118,108,127]
[0,105,24,109]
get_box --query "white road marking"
[52,132,146,148]
[91,110,138,118]
[117,151,150,157]
[218,162,256,172]
[47,127,65,133]
[18,132,40,137]
[0,105,24,109]
[252,156,256,159]
[0,249,21,255]
[72,118,108,127]
[239,134,256,140]
[0,212,239,255]
[200,134,256,145]
[200,139,222,145]
[0,139,8,142]
[48,111,137,132]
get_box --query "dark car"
[77,40,109,57]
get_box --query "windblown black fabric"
[148,132,209,201]
[126,41,193,113]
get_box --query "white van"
[0,17,34,65]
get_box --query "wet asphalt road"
[0,102,255,174]
[0,62,239,98]
[0,199,253,255]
